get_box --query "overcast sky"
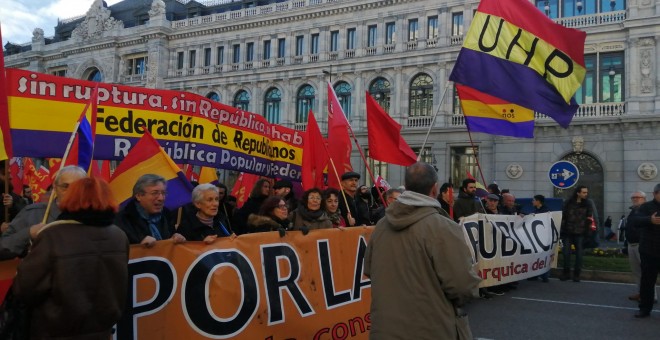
[1,0,122,47]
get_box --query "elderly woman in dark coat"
[177,183,231,243]
[290,188,333,233]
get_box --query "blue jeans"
[562,234,584,277]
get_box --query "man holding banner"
[365,162,481,339]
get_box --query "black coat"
[176,205,231,241]
[633,199,660,256]
[115,199,174,244]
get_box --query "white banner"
[460,212,562,287]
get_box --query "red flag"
[366,92,416,166]
[9,158,23,196]
[230,172,260,208]
[22,158,52,203]
[0,27,13,160]
[326,82,352,189]
[302,110,329,190]
[374,175,391,191]
[93,160,112,181]
[447,186,454,220]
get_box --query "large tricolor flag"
[456,85,535,138]
[0,27,13,160]
[449,0,586,128]
[109,131,194,210]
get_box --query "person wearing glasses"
[115,174,186,247]
[246,196,291,236]
[177,183,231,243]
[625,191,648,302]
[290,188,332,233]
[0,165,87,260]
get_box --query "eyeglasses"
[276,204,288,210]
[146,190,167,197]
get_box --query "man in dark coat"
[560,185,593,282]
[632,183,660,318]
[625,191,647,302]
[115,174,186,246]
[338,171,369,226]
[452,178,484,223]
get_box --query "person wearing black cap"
[484,194,500,214]
[338,171,369,226]
[273,179,298,212]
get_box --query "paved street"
[465,278,660,340]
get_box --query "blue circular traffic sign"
[548,161,579,189]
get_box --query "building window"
[277,38,286,58]
[204,48,211,67]
[413,147,433,165]
[136,13,149,25]
[452,12,463,36]
[600,52,624,102]
[217,46,224,65]
[263,40,271,60]
[127,55,148,75]
[574,52,624,104]
[310,34,319,54]
[296,36,304,56]
[296,84,315,124]
[233,90,250,111]
[330,31,339,52]
[334,81,352,120]
[246,42,254,62]
[264,87,282,123]
[50,68,67,77]
[408,19,418,41]
[385,22,396,44]
[86,68,103,82]
[534,0,624,18]
[409,73,433,117]
[450,146,478,188]
[367,25,377,47]
[452,85,462,115]
[369,77,391,113]
[177,52,184,69]
[428,16,439,39]
[206,92,221,102]
[366,149,388,186]
[347,28,356,50]
[189,50,196,68]
[232,44,240,64]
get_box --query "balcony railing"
[294,122,307,131]
[384,44,395,53]
[366,46,376,55]
[406,116,433,128]
[554,10,626,28]
[449,102,626,127]
[450,35,463,46]
[406,40,417,51]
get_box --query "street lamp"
[544,0,550,16]
[322,64,332,83]
[608,67,616,102]
[576,1,583,14]
[610,0,617,10]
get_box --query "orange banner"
[118,227,373,339]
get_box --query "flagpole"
[42,91,96,224]
[418,82,451,161]
[466,124,488,188]
[327,82,386,208]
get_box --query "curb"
[551,268,634,284]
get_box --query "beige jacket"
[365,191,481,339]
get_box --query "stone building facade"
[4,0,660,224]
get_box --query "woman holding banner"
[13,176,129,339]
[177,183,231,243]
[246,196,291,235]
[290,188,332,233]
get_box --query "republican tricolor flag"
[449,0,586,128]
[109,131,194,210]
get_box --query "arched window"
[369,77,391,112]
[264,87,282,123]
[85,67,103,82]
[206,92,221,102]
[233,90,250,111]
[334,81,352,120]
[296,84,315,124]
[409,73,433,117]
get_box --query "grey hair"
[192,183,219,203]
[54,165,86,185]
[632,191,647,199]
[132,174,167,196]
